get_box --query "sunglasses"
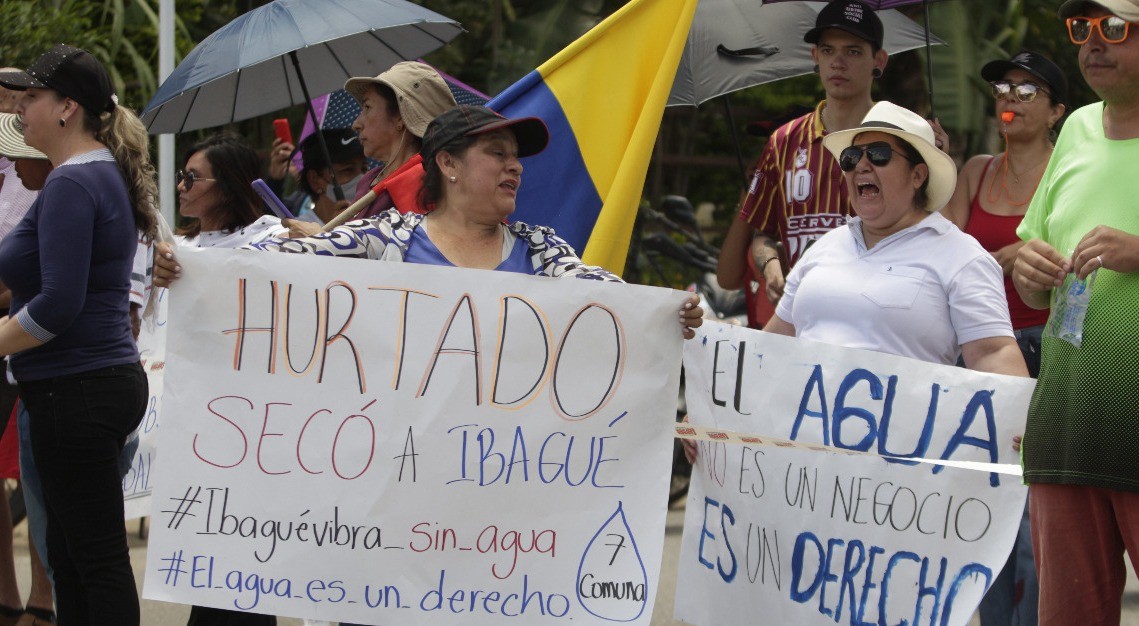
[1068,15,1131,45]
[838,142,915,172]
[176,170,216,192]
[990,80,1050,103]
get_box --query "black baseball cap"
[804,0,884,50]
[0,44,116,114]
[981,51,1069,105]
[300,128,364,172]
[420,105,549,166]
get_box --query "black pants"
[187,606,277,625]
[21,362,147,626]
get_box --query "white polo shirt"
[775,211,1012,366]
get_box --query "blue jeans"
[20,362,147,626]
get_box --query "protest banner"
[674,323,1035,626]
[142,248,685,625]
[123,286,168,520]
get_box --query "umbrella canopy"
[140,0,461,133]
[668,0,943,106]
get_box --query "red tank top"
[964,157,1049,330]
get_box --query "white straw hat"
[822,101,956,212]
[0,113,47,160]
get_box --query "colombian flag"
[488,0,698,274]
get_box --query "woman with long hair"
[942,51,1068,626]
[0,44,159,625]
[173,131,283,626]
[175,132,282,248]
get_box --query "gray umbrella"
[668,0,944,107]
[140,0,461,134]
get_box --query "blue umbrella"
[140,0,461,134]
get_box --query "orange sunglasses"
[1068,15,1131,44]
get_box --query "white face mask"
[324,172,365,201]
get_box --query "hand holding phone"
[273,118,293,146]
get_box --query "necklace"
[985,147,1051,208]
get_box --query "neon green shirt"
[1017,102,1139,492]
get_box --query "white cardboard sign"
[675,323,1035,626]
[142,248,685,625]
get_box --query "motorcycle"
[627,195,747,505]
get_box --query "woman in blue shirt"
[0,45,157,626]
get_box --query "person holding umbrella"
[0,44,158,626]
[715,0,947,327]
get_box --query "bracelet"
[761,256,780,270]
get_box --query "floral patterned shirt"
[247,208,622,282]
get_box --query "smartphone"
[251,179,295,219]
[273,118,293,145]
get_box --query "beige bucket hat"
[344,61,457,138]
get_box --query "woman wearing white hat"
[762,101,1028,377]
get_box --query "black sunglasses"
[991,80,1049,103]
[838,142,915,172]
[175,170,216,192]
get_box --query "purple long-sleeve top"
[0,151,139,381]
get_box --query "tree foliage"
[0,0,204,112]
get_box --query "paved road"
[10,508,1139,624]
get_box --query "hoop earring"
[872,68,883,78]
[59,118,66,127]
[449,175,457,183]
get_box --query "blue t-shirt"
[404,223,532,274]
[0,152,139,381]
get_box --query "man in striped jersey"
[717,0,889,324]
